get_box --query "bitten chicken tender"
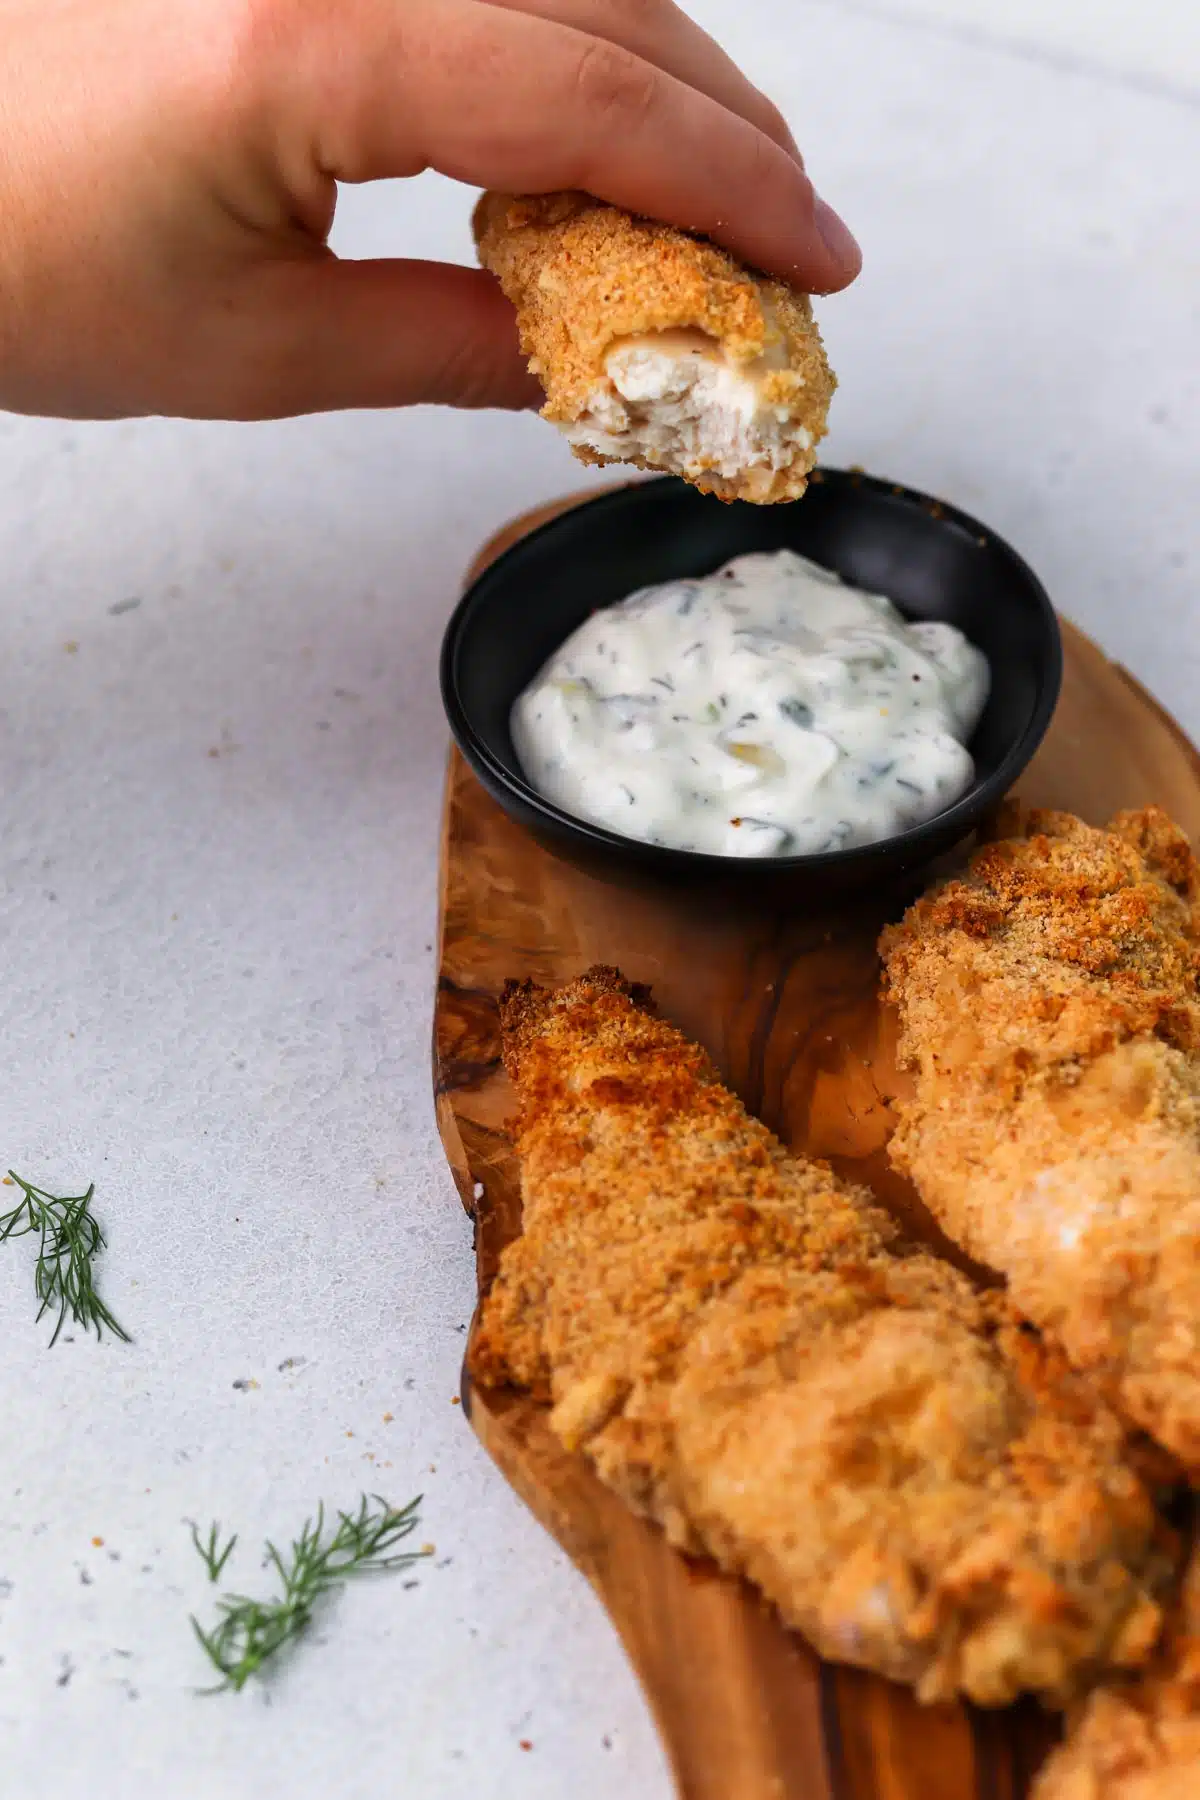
[1032,1542,1200,1800]
[881,807,1200,1473]
[473,191,835,503]
[470,967,1175,1707]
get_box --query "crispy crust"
[1033,1543,1200,1800]
[471,966,1175,1706]
[880,806,1200,1471]
[473,191,835,502]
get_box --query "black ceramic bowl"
[441,472,1062,903]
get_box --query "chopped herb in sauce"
[512,549,989,859]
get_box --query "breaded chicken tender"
[470,967,1174,1707]
[881,807,1200,1473]
[1033,1543,1200,1800]
[473,192,834,502]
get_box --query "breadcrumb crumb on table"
[473,192,835,503]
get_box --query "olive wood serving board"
[433,489,1200,1800]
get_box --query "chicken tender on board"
[469,966,1175,1707]
[880,807,1200,1474]
[473,192,835,502]
[1032,1539,1200,1800]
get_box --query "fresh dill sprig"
[189,1493,429,1692]
[190,1521,238,1584]
[0,1171,131,1346]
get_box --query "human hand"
[0,0,861,421]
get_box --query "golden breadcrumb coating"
[881,806,1200,1473]
[1033,1543,1200,1800]
[473,191,835,502]
[470,967,1175,1707]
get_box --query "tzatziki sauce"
[512,549,990,858]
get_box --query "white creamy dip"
[512,550,990,858]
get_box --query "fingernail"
[813,196,862,279]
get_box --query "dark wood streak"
[432,488,1200,1800]
[741,932,789,1120]
[969,1700,1061,1800]
[818,1662,850,1799]
[435,1056,502,1095]
[971,1709,1005,1800]
[1004,1701,1066,1797]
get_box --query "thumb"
[226,257,543,419]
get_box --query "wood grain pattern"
[433,490,1200,1800]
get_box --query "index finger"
[479,0,804,165]
[304,0,861,291]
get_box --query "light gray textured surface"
[1,5,1197,1797]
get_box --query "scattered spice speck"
[91,1537,104,1548]
[420,1543,435,1556]
[450,1396,460,1406]
[64,641,79,654]
[519,1740,533,1752]
[345,1430,354,1439]
[382,1412,393,1424]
